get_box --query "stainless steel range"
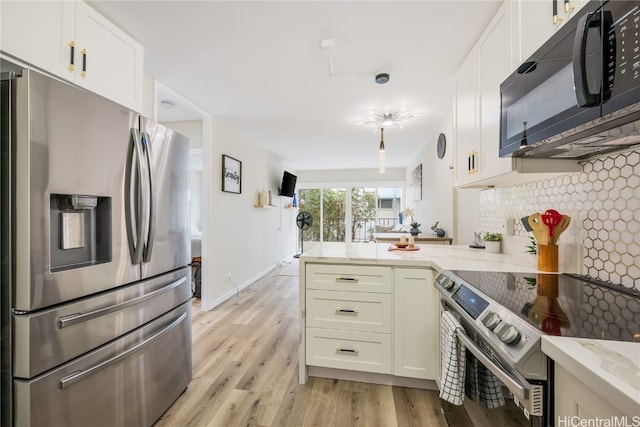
[434,270,640,427]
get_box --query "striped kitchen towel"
[439,311,466,405]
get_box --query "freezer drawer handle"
[58,311,187,390]
[57,276,187,329]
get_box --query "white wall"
[204,117,297,309]
[297,167,405,184]
[404,113,456,239]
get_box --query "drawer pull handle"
[335,308,359,315]
[336,347,359,355]
[336,277,359,283]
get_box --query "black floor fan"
[294,211,313,258]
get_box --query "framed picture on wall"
[222,154,242,194]
[410,163,422,201]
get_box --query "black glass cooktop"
[450,270,640,342]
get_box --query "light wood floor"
[154,262,447,427]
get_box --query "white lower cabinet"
[306,328,392,374]
[304,263,438,381]
[554,364,626,419]
[393,268,438,380]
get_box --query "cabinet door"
[0,1,75,79]
[516,0,589,64]
[518,1,559,62]
[478,2,513,180]
[393,268,437,380]
[75,1,143,111]
[453,50,479,187]
[555,364,625,418]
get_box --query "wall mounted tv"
[278,171,297,197]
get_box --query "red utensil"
[541,210,562,242]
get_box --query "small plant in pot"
[483,232,502,253]
[410,222,421,236]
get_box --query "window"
[299,185,402,243]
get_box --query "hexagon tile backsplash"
[479,150,640,290]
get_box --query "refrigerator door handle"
[56,276,187,329]
[57,311,187,389]
[142,132,155,262]
[125,129,145,264]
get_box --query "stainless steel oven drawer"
[13,267,191,379]
[14,302,192,427]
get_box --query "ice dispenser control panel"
[50,194,112,272]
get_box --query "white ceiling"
[90,1,502,171]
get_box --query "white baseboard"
[307,366,438,390]
[207,265,276,309]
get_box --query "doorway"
[155,83,209,301]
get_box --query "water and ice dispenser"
[50,194,112,272]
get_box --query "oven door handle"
[456,330,529,402]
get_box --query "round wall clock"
[437,133,446,159]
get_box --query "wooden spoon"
[550,215,571,244]
[528,213,548,245]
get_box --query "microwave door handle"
[573,11,602,107]
[142,132,155,262]
[126,129,145,264]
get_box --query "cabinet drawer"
[306,290,391,333]
[306,264,392,293]
[306,328,391,374]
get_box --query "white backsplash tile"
[479,150,640,290]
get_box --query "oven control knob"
[481,311,501,330]
[442,278,455,290]
[495,323,521,345]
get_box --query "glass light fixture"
[379,128,386,173]
[520,121,528,147]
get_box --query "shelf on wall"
[254,205,276,208]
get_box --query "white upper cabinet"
[453,1,580,188]
[0,1,75,77]
[477,2,513,182]
[74,2,143,111]
[0,1,143,112]
[516,0,590,64]
[453,50,479,188]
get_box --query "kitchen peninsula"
[298,242,639,419]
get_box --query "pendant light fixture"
[520,121,528,147]
[357,73,419,129]
[379,128,386,173]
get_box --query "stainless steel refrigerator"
[1,66,192,426]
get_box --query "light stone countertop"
[299,241,639,413]
[542,336,640,416]
[299,241,540,273]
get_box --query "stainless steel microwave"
[500,0,640,159]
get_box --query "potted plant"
[525,235,537,255]
[483,232,502,253]
[525,235,537,266]
[410,222,421,236]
